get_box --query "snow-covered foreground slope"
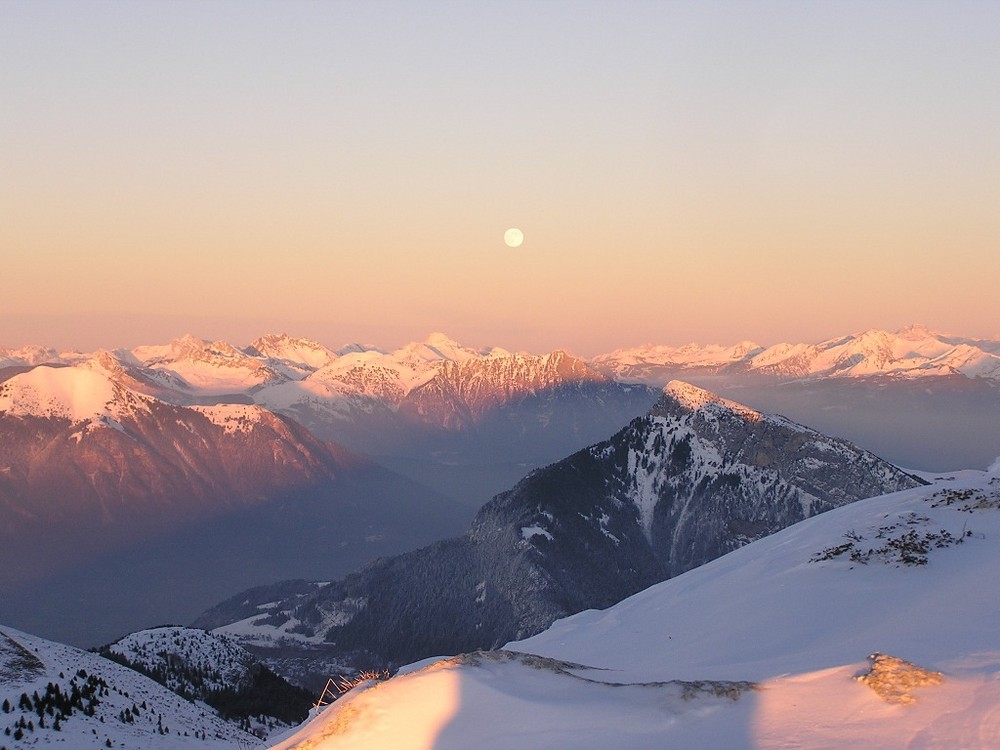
[271,464,1000,749]
[0,626,264,749]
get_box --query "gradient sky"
[2,0,998,355]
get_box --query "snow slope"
[0,364,121,421]
[270,464,1000,749]
[0,626,263,749]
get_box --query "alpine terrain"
[0,358,465,647]
[591,325,1000,471]
[196,381,920,682]
[1,333,660,507]
[1,624,268,749]
[272,461,1000,749]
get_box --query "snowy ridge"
[6,327,1000,408]
[592,340,764,375]
[272,466,1000,749]
[134,335,289,394]
[105,627,256,695]
[0,625,263,749]
[5,327,997,424]
[247,334,336,374]
[594,325,1000,384]
[615,380,917,549]
[0,361,155,426]
[0,346,82,369]
[661,380,763,421]
[0,365,116,421]
[209,381,917,682]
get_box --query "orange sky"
[3,1,999,355]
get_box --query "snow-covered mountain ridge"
[196,381,918,682]
[5,326,994,475]
[4,325,998,405]
[0,625,265,749]
[0,359,466,649]
[97,627,312,733]
[593,324,1000,383]
[271,463,1000,749]
[103,628,261,697]
[1,332,657,470]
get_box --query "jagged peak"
[171,333,207,349]
[424,331,463,349]
[894,323,940,341]
[542,349,597,373]
[250,332,327,351]
[656,380,763,421]
[83,349,131,376]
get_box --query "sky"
[2,0,999,356]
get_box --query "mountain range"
[591,324,1000,382]
[1,332,661,505]
[6,325,998,391]
[0,358,466,647]
[1,325,996,647]
[194,381,921,684]
[4,323,998,476]
[275,462,1000,749]
[1,323,995,747]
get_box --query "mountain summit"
[0,361,465,647]
[278,465,1000,749]
[200,381,921,674]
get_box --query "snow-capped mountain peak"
[396,332,481,366]
[247,334,336,371]
[0,345,80,369]
[592,325,1000,385]
[0,362,147,423]
[268,465,1000,750]
[130,335,288,394]
[658,380,763,421]
[895,322,938,341]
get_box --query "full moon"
[503,228,524,248]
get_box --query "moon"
[503,227,524,248]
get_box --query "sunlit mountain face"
[3,325,997,477]
[0,359,469,647]
[1,326,997,649]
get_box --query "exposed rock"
[856,653,943,704]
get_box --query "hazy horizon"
[4,314,1000,360]
[4,1,998,354]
